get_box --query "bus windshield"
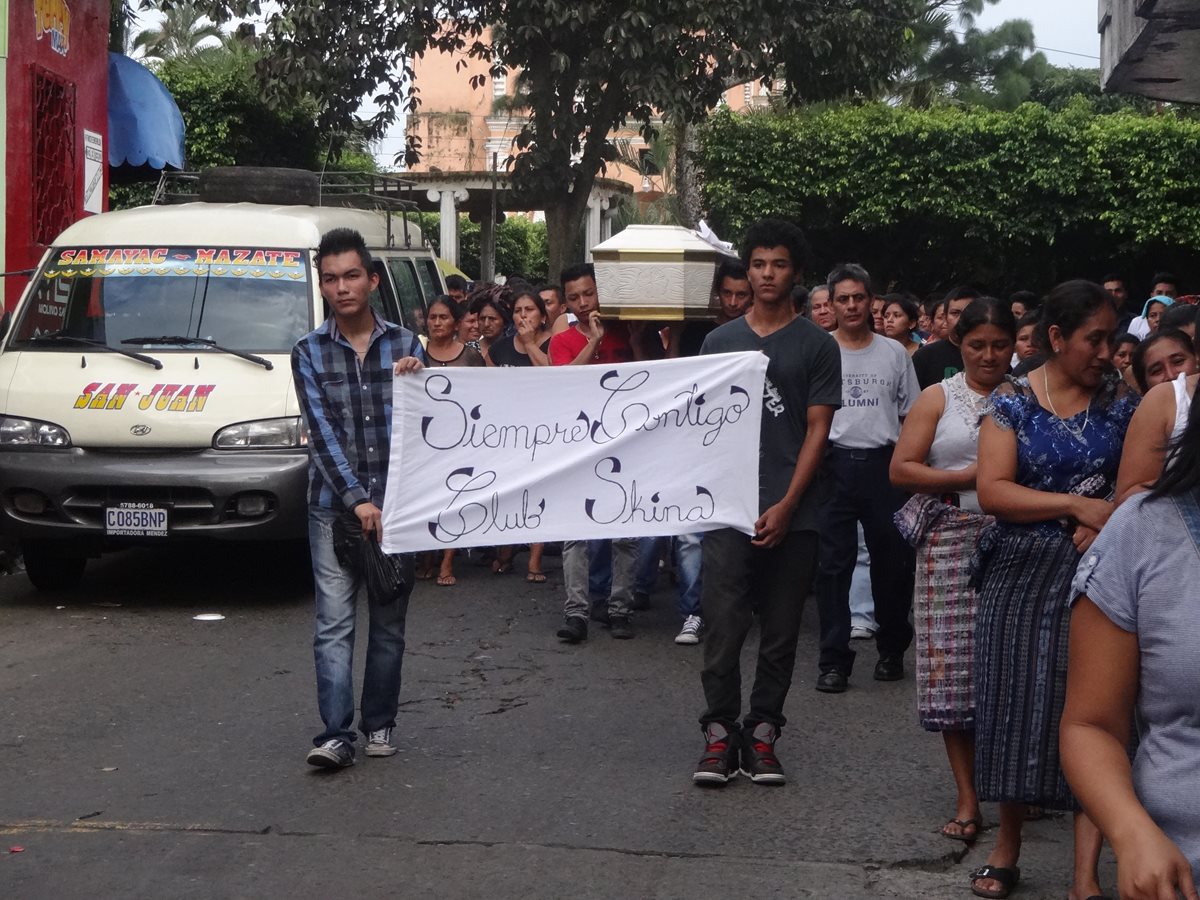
[12,245,312,353]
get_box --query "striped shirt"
[291,311,425,511]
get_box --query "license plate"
[105,503,170,538]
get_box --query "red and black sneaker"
[740,722,786,785]
[693,723,739,786]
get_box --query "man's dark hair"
[1152,271,1179,291]
[536,283,564,303]
[716,259,749,284]
[316,228,372,273]
[561,263,596,292]
[740,219,812,274]
[1009,289,1039,310]
[826,263,873,298]
[1100,273,1125,287]
[941,285,982,314]
[1160,303,1198,332]
[791,284,809,314]
[445,274,468,293]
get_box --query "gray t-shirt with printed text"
[828,334,920,449]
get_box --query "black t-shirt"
[701,316,842,532]
[488,334,551,367]
[912,340,964,390]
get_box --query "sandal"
[970,865,1020,899]
[436,573,457,587]
[942,817,981,843]
[491,559,513,575]
[526,571,546,584]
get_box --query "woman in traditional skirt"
[890,297,1015,846]
[971,281,1139,900]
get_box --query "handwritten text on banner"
[381,352,768,553]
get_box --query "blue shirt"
[291,312,425,511]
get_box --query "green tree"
[133,2,222,61]
[888,1,1047,110]
[699,103,1200,294]
[199,0,928,280]
[155,46,326,170]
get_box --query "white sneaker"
[675,615,703,645]
[365,727,397,757]
[850,625,876,640]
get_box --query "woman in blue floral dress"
[970,281,1139,900]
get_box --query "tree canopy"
[699,103,1200,294]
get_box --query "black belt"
[829,444,894,460]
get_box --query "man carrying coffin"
[692,220,842,786]
[549,263,640,642]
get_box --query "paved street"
[1,543,1111,899]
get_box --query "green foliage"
[700,103,1200,293]
[414,214,549,282]
[198,0,934,278]
[155,47,326,170]
[133,2,222,60]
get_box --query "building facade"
[4,0,109,307]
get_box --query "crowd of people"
[292,224,1200,900]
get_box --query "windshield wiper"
[26,333,163,369]
[121,335,274,371]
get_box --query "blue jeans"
[848,523,878,631]
[590,535,701,618]
[675,533,703,618]
[309,506,411,747]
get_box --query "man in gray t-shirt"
[813,264,920,694]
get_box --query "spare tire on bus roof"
[198,167,321,206]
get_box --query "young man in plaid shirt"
[292,228,425,769]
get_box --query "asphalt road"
[0,542,1113,899]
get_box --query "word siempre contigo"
[418,368,752,462]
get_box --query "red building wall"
[6,0,109,308]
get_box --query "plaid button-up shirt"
[291,311,425,511]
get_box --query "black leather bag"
[330,511,411,604]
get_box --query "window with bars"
[33,68,77,246]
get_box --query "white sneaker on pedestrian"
[675,615,703,645]
[850,625,876,640]
[365,727,397,757]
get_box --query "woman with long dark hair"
[1063,376,1200,899]
[415,296,484,585]
[882,293,924,356]
[970,280,1138,900]
[486,290,552,368]
[890,298,1014,847]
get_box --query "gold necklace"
[1044,368,1089,440]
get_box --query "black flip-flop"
[970,865,1020,899]
[941,816,981,842]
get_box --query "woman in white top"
[890,297,1015,846]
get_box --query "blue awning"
[108,52,186,177]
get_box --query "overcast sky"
[977,0,1101,67]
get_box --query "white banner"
[381,352,767,553]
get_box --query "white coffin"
[591,225,740,321]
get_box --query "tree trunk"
[543,198,587,285]
[674,120,703,229]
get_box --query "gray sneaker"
[366,727,397,757]
[306,738,355,769]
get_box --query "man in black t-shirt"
[911,286,980,389]
[691,221,841,788]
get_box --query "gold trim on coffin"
[612,306,718,321]
[592,250,723,264]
